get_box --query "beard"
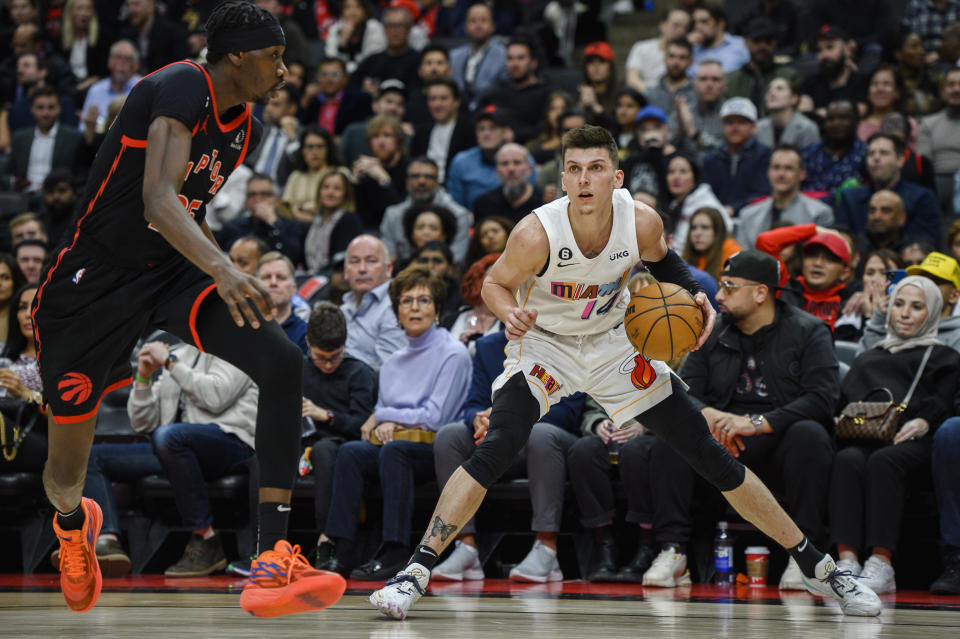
[502,181,527,202]
[819,57,845,80]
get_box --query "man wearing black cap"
[35,0,344,617]
[725,17,800,115]
[643,249,837,590]
[799,26,868,118]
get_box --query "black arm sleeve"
[644,250,705,298]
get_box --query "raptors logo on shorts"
[58,372,93,405]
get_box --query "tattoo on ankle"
[428,516,458,542]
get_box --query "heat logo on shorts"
[620,353,657,390]
[529,363,562,395]
[58,372,93,406]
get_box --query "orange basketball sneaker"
[52,497,103,613]
[240,540,346,617]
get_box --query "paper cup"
[745,546,770,586]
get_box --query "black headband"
[207,22,285,55]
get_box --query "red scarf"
[796,276,845,329]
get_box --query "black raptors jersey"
[73,60,263,269]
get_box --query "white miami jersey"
[518,188,639,336]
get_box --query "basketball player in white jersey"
[370,125,881,618]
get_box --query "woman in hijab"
[829,276,960,595]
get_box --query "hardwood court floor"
[2,575,960,638]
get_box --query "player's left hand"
[692,292,716,351]
[215,266,277,329]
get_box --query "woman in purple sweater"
[316,264,472,578]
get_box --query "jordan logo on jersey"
[231,129,245,151]
[529,363,562,395]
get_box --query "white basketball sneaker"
[369,562,431,620]
[859,556,896,594]
[779,556,806,590]
[641,546,692,587]
[801,553,882,616]
[432,541,484,581]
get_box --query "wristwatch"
[165,353,179,370]
[749,414,765,431]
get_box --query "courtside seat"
[128,472,252,574]
[0,472,56,573]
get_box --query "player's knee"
[250,334,302,393]
[694,433,745,492]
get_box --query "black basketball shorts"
[33,240,217,424]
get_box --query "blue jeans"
[934,418,960,548]
[325,439,435,545]
[83,442,162,535]
[152,422,254,529]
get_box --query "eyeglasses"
[718,280,759,293]
[398,295,434,308]
[247,190,274,198]
[309,348,344,366]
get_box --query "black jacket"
[679,301,839,432]
[302,356,377,441]
[840,344,960,433]
[410,116,476,178]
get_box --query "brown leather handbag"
[835,346,933,443]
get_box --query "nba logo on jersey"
[529,363,562,395]
[72,268,86,284]
[231,129,245,151]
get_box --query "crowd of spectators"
[4,0,960,595]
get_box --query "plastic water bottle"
[714,521,735,585]
[605,422,621,464]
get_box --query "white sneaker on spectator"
[432,541,484,581]
[369,562,431,620]
[836,558,862,577]
[801,553,882,616]
[779,556,806,590]
[859,556,896,594]
[509,540,563,583]
[641,546,692,587]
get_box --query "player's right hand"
[504,308,537,340]
[215,267,276,329]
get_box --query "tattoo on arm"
[428,516,458,542]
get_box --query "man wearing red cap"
[756,223,856,336]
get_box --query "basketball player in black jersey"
[34,0,345,617]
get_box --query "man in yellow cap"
[862,251,960,351]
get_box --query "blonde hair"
[62,0,99,49]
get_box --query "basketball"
[625,281,703,361]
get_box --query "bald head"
[867,189,906,235]
[344,234,392,299]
